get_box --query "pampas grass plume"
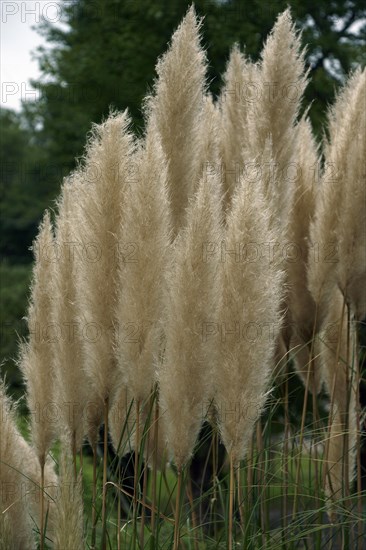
[334,69,366,318]
[317,289,358,501]
[158,172,222,470]
[219,45,255,212]
[144,5,207,235]
[0,382,35,549]
[20,211,55,467]
[116,130,171,409]
[52,178,89,452]
[215,179,284,463]
[248,9,307,230]
[76,111,135,405]
[287,118,320,389]
[0,381,58,547]
[308,69,365,317]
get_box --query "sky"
[1,1,64,111]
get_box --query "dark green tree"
[0,108,54,262]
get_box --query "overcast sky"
[1,1,63,111]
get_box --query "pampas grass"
[158,172,222,471]
[5,7,365,548]
[214,178,284,465]
[52,178,89,459]
[75,110,135,549]
[333,69,366,320]
[248,8,307,231]
[115,130,171,413]
[76,111,135,405]
[158,172,222,549]
[114,126,172,544]
[0,381,35,549]
[19,210,56,549]
[0,381,58,548]
[144,5,207,235]
[219,45,255,212]
[308,69,365,318]
[20,211,55,467]
[287,118,320,390]
[317,289,358,503]
[198,94,221,187]
[306,71,365,511]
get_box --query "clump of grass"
[5,7,365,550]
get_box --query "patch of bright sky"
[0,1,69,111]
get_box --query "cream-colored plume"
[247,9,307,231]
[316,289,358,503]
[287,118,320,390]
[219,45,255,212]
[143,5,207,235]
[75,111,135,406]
[334,69,366,319]
[0,382,58,547]
[52,178,90,453]
[215,179,284,464]
[308,69,366,320]
[20,211,56,468]
[0,383,35,549]
[158,172,223,471]
[197,94,221,189]
[115,129,171,433]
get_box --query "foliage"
[0,261,32,397]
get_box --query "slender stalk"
[321,295,346,498]
[79,446,83,471]
[342,300,351,549]
[283,362,289,535]
[310,342,321,547]
[355,325,362,550]
[72,430,77,480]
[243,437,253,549]
[140,461,148,549]
[91,443,97,550]
[292,301,320,522]
[173,468,183,550]
[150,396,159,540]
[236,463,244,529]
[141,391,155,548]
[256,420,265,545]
[133,399,141,550]
[40,457,45,550]
[343,301,351,504]
[101,396,109,550]
[212,426,218,539]
[228,451,235,550]
[322,386,337,497]
[292,358,311,520]
[186,473,199,550]
[117,490,121,550]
